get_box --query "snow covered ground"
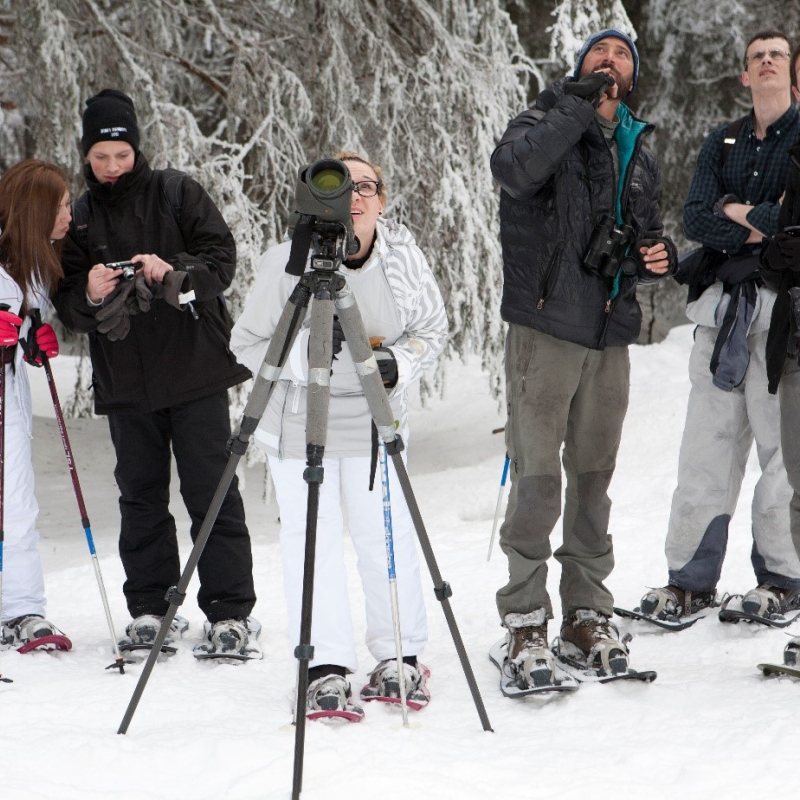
[4,324,797,799]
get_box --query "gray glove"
[95,279,138,341]
[133,272,153,313]
[155,270,190,309]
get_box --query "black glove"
[332,316,345,359]
[761,230,800,272]
[635,237,678,282]
[563,73,615,107]
[374,346,398,388]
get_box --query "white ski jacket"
[231,218,448,458]
[0,265,50,435]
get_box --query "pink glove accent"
[35,323,59,359]
[0,309,23,347]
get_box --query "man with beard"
[638,31,800,627]
[489,30,676,692]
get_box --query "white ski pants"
[1,364,46,622]
[268,454,428,673]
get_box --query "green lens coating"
[310,168,346,192]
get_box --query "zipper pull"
[291,381,301,413]
[536,298,544,310]
[605,299,612,314]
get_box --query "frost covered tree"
[4,0,530,420]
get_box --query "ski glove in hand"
[762,229,800,272]
[374,346,398,388]
[152,270,190,310]
[0,309,22,347]
[563,73,615,107]
[21,323,58,365]
[95,278,138,341]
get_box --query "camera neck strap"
[285,214,315,277]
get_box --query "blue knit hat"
[572,29,639,96]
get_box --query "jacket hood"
[376,217,416,251]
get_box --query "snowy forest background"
[3,0,800,415]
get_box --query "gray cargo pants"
[496,325,630,622]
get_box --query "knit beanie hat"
[81,89,140,156]
[572,29,639,96]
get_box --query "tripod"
[117,232,493,797]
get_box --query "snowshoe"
[1,615,72,653]
[489,637,579,696]
[118,614,189,658]
[490,610,579,696]
[759,637,800,679]
[554,609,655,683]
[193,616,262,661]
[719,588,800,628]
[306,674,365,723]
[619,585,718,631]
[360,659,431,710]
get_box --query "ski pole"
[378,442,409,726]
[0,333,13,684]
[29,310,126,673]
[486,455,510,562]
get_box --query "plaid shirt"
[683,104,800,254]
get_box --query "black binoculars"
[584,217,635,279]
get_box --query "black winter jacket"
[762,143,800,393]
[491,80,668,350]
[54,154,250,413]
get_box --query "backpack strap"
[158,168,185,226]
[72,193,91,253]
[721,114,748,168]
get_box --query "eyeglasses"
[746,49,790,65]
[352,180,382,198]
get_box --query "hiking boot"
[560,609,628,676]
[784,637,800,667]
[502,610,556,688]
[123,614,188,647]
[2,615,60,645]
[307,674,365,721]
[193,617,263,660]
[360,659,431,709]
[742,585,800,619]
[639,585,716,621]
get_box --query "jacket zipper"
[537,242,564,309]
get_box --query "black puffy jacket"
[54,153,250,413]
[491,79,668,350]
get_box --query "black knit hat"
[81,89,139,156]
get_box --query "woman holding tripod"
[0,159,70,648]
[231,152,448,721]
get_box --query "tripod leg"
[335,284,493,733]
[118,278,312,735]
[292,280,336,800]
